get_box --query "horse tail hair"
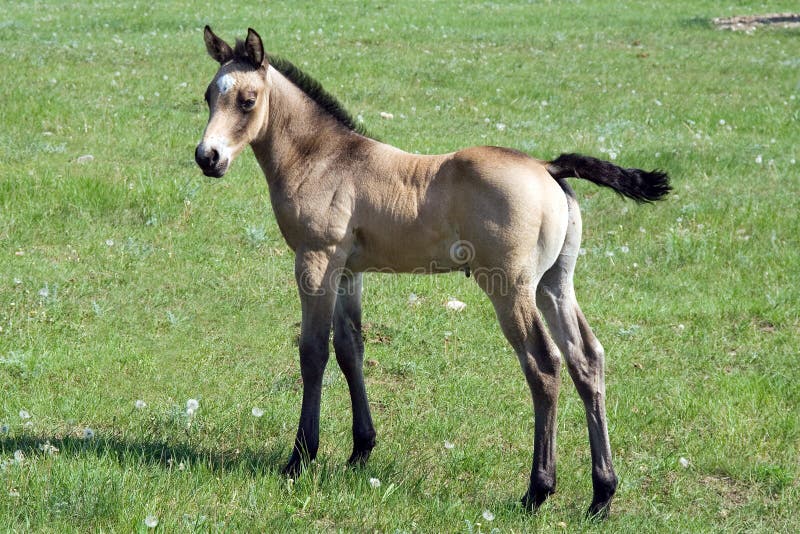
[546,153,671,203]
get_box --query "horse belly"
[345,226,459,274]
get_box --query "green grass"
[1,0,799,531]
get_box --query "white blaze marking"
[216,73,236,94]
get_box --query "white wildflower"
[8,489,20,497]
[19,410,30,420]
[620,245,630,254]
[251,407,264,418]
[445,297,466,312]
[144,515,159,528]
[13,450,24,464]
[186,398,199,416]
[408,293,420,306]
[135,399,147,410]
[679,457,690,468]
[444,440,455,450]
[39,441,59,455]
[482,510,495,521]
[379,111,394,119]
[755,155,763,164]
[369,477,381,488]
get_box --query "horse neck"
[252,67,362,188]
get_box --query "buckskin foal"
[194,27,670,517]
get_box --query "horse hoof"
[520,488,553,512]
[346,448,372,466]
[281,457,304,478]
[586,499,612,519]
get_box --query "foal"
[195,27,670,517]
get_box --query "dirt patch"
[713,13,800,32]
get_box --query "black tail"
[546,153,671,202]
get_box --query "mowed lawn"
[1,0,798,531]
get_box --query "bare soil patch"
[713,13,800,31]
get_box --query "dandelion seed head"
[83,427,95,440]
[135,399,147,410]
[39,441,59,455]
[145,515,159,528]
[19,410,30,420]
[369,477,381,488]
[186,398,199,413]
[679,457,690,468]
[482,510,495,521]
[444,440,455,449]
[251,407,264,418]
[13,450,24,464]
[445,297,467,312]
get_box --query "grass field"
[1,0,799,531]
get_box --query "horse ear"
[204,25,233,64]
[245,28,267,67]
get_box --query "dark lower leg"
[518,319,561,511]
[574,311,617,517]
[522,395,559,510]
[283,341,329,477]
[333,275,376,465]
[335,340,376,464]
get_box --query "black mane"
[233,40,369,137]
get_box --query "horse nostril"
[195,144,220,169]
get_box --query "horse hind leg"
[480,279,562,511]
[536,199,618,517]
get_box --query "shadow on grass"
[0,433,289,477]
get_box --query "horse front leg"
[333,272,376,465]
[282,248,342,477]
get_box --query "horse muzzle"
[195,142,229,178]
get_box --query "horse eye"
[240,98,257,112]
